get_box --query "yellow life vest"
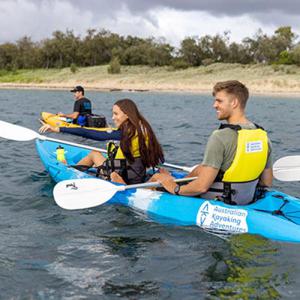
[98,135,146,184]
[222,126,268,182]
[202,123,269,205]
[113,134,141,159]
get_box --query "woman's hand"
[38,120,59,133]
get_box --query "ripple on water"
[1,90,300,298]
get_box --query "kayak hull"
[36,139,300,243]
[41,112,121,141]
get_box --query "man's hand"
[151,171,177,194]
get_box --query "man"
[58,85,92,125]
[155,80,273,205]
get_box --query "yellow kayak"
[41,112,121,141]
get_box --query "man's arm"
[154,165,219,196]
[59,112,79,119]
[259,167,273,187]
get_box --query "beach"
[1,63,300,96]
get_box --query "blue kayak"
[36,139,300,243]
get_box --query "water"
[0,89,300,299]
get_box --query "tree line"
[1,26,300,71]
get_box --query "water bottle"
[56,145,67,164]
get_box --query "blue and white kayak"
[36,139,300,243]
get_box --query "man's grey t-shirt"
[202,123,272,173]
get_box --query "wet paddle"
[0,120,104,152]
[0,120,196,172]
[273,156,300,181]
[53,176,197,210]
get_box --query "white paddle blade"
[273,168,300,182]
[273,156,300,181]
[53,178,124,210]
[0,120,40,141]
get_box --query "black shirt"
[73,97,92,115]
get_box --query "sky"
[1,0,300,46]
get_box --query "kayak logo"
[196,201,248,233]
[198,202,209,226]
[66,182,78,190]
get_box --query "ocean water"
[0,89,300,299]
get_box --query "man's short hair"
[212,80,249,108]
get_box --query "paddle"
[0,120,104,152]
[53,176,197,210]
[160,162,197,173]
[0,120,196,172]
[273,155,300,181]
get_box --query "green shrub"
[276,50,293,65]
[291,46,300,66]
[70,63,78,73]
[107,57,121,74]
[170,58,190,70]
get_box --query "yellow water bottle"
[56,145,67,164]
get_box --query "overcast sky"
[2,0,300,46]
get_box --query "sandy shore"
[1,64,300,97]
[1,82,300,98]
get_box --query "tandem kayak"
[41,112,121,141]
[36,139,300,243]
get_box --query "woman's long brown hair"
[114,99,164,168]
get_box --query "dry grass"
[1,63,300,95]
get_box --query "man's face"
[73,91,82,100]
[213,90,235,121]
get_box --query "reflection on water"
[207,234,286,299]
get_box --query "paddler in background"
[152,80,273,205]
[39,98,164,185]
[58,85,92,125]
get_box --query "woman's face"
[112,105,128,128]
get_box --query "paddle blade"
[0,120,40,141]
[53,178,123,210]
[273,156,300,181]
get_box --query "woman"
[40,98,164,184]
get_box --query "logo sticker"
[196,201,248,233]
[246,141,263,153]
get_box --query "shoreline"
[1,63,300,97]
[1,82,300,98]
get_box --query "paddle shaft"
[119,176,198,191]
[39,135,108,153]
[0,119,195,172]
[40,135,198,172]
[43,136,197,172]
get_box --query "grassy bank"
[1,63,300,94]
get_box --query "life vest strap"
[218,123,264,131]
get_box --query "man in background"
[58,85,92,125]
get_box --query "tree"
[290,45,300,65]
[179,37,202,66]
[0,43,18,69]
[40,30,81,68]
[210,33,230,62]
[16,36,41,68]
